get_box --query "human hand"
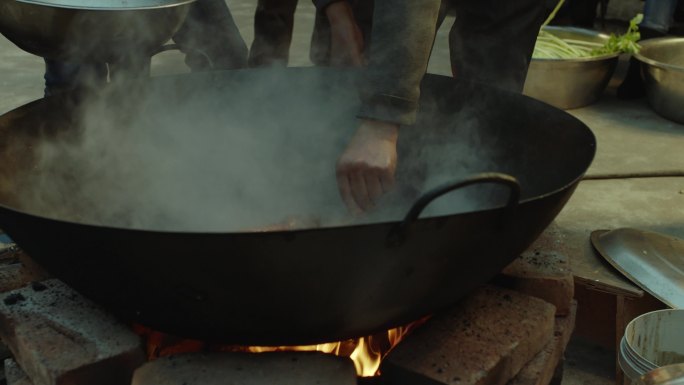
[325,1,365,67]
[336,119,399,214]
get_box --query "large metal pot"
[524,26,619,110]
[0,68,596,345]
[635,37,684,124]
[620,309,684,383]
[0,0,195,62]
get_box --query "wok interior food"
[0,69,590,233]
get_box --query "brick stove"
[0,236,577,385]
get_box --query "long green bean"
[533,0,642,59]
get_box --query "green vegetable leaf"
[591,13,643,56]
[533,6,643,60]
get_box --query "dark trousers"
[248,0,299,67]
[446,0,547,92]
[173,0,247,71]
[44,0,248,96]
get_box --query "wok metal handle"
[386,172,521,246]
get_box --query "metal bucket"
[620,310,684,384]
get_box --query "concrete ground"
[1,2,682,385]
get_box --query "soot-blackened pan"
[0,68,595,345]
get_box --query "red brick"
[382,286,556,385]
[0,263,48,294]
[508,301,577,385]
[499,251,574,316]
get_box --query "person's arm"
[358,0,441,125]
[336,0,441,213]
[336,119,398,213]
[316,1,365,66]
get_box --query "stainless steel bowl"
[0,0,196,62]
[635,37,684,124]
[523,26,619,110]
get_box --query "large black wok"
[0,68,595,345]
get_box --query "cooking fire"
[134,318,429,377]
[0,271,580,385]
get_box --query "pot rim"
[13,0,197,11]
[531,52,620,63]
[635,37,684,73]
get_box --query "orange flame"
[134,317,428,377]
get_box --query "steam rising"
[10,68,504,232]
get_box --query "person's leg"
[248,0,299,67]
[310,0,445,68]
[352,0,374,44]
[448,0,546,93]
[172,0,248,71]
[310,0,375,67]
[43,59,108,97]
[617,0,677,99]
[569,0,600,28]
[310,9,332,66]
[642,0,679,33]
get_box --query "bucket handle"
[386,172,521,247]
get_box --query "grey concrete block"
[0,279,145,385]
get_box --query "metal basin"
[635,37,684,124]
[524,26,618,110]
[0,0,195,62]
